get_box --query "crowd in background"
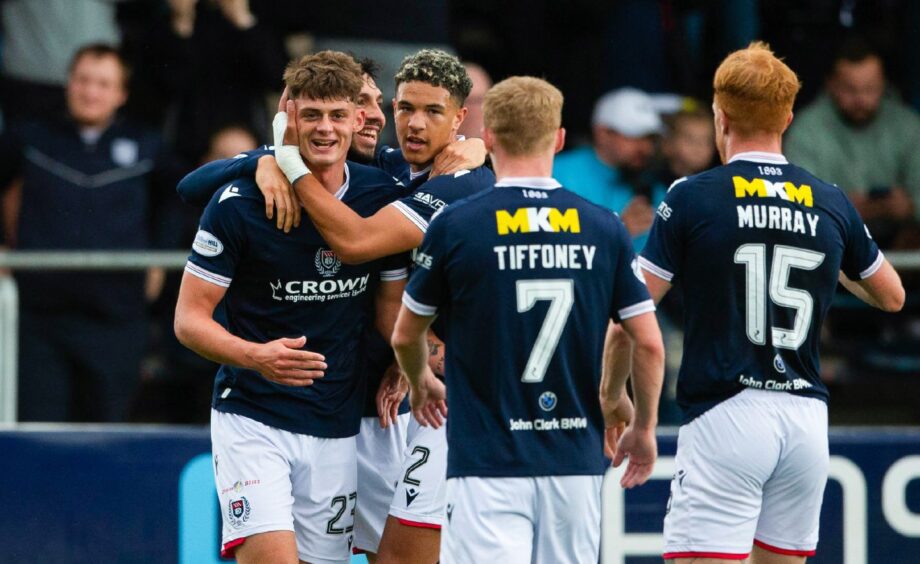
[0,0,917,425]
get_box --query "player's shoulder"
[408,166,494,211]
[347,160,405,192]
[422,165,495,190]
[782,161,852,207]
[203,176,263,213]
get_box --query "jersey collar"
[495,176,562,190]
[335,163,351,200]
[409,165,432,181]
[728,151,788,165]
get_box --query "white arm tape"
[272,111,311,184]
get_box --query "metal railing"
[0,251,188,423]
[0,249,917,424]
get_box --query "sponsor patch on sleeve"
[193,229,224,257]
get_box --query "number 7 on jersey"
[516,279,574,383]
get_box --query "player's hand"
[271,94,311,184]
[410,371,447,428]
[621,196,654,236]
[602,393,633,459]
[604,422,627,461]
[255,155,301,232]
[431,137,487,177]
[377,363,409,428]
[248,336,327,387]
[613,425,657,488]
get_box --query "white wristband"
[272,111,311,184]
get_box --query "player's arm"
[427,330,446,376]
[174,272,326,386]
[392,306,447,427]
[298,176,421,263]
[838,260,904,312]
[602,311,665,481]
[176,149,268,206]
[375,277,407,343]
[600,321,634,457]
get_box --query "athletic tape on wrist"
[272,111,311,184]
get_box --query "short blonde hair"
[713,42,800,135]
[483,76,563,156]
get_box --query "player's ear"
[554,128,566,154]
[452,106,468,132]
[781,111,793,133]
[482,127,495,153]
[715,107,729,136]
[354,108,366,132]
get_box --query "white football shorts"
[441,475,603,563]
[388,414,448,528]
[663,388,829,559]
[210,409,358,564]
[353,413,410,553]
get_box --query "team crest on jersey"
[227,497,251,528]
[773,354,787,374]
[314,248,342,278]
[538,391,557,412]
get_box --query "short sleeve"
[403,212,451,316]
[184,197,247,288]
[639,178,688,283]
[840,196,883,280]
[380,251,411,282]
[389,176,454,233]
[609,216,655,322]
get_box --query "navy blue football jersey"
[640,152,882,423]
[373,144,411,184]
[404,177,654,478]
[186,163,408,437]
[389,167,496,234]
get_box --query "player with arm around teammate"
[626,42,904,563]
[273,49,496,564]
[391,76,666,564]
[174,51,409,564]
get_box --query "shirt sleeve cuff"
[618,299,656,320]
[638,256,674,283]
[390,201,429,233]
[859,251,884,279]
[185,261,232,287]
[402,292,437,316]
[381,267,409,281]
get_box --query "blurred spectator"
[134,0,286,162]
[0,0,121,123]
[457,62,492,139]
[553,87,666,249]
[785,37,920,249]
[656,103,716,185]
[0,44,183,423]
[133,124,258,424]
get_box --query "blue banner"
[2,426,918,563]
